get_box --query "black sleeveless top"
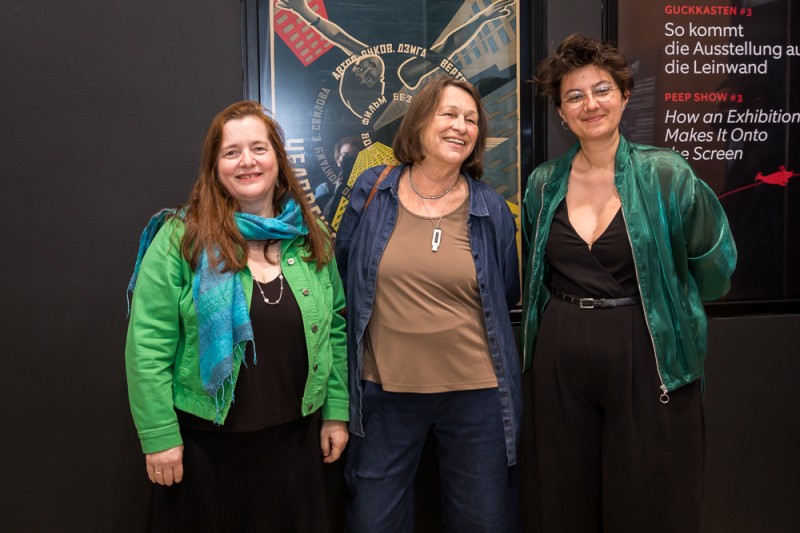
[545,200,638,299]
[178,276,309,432]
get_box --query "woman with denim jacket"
[125,101,348,531]
[522,34,736,532]
[335,77,521,532]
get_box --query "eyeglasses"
[561,85,619,109]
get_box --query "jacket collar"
[614,135,633,182]
[550,134,633,187]
[552,142,581,184]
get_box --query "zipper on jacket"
[523,180,549,367]
[616,184,670,404]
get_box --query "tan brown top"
[362,196,498,392]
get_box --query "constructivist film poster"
[618,0,799,301]
[250,0,520,234]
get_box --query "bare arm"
[430,0,513,58]
[277,0,367,56]
[399,0,514,88]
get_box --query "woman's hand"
[480,0,514,21]
[145,445,184,486]
[320,420,349,463]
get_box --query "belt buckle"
[579,297,595,309]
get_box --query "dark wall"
[0,1,797,531]
[703,315,800,532]
[0,1,243,531]
[539,0,604,160]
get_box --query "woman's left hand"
[320,420,349,463]
[481,0,514,20]
[145,445,184,486]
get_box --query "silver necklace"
[409,166,459,200]
[419,201,444,252]
[252,273,284,305]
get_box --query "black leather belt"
[550,289,640,309]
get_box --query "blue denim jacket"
[335,164,522,465]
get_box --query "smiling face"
[216,116,279,217]
[558,65,629,143]
[420,85,479,168]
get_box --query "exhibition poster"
[618,0,799,301]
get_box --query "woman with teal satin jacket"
[522,34,736,532]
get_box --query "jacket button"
[287,258,296,265]
[307,403,313,411]
[302,288,310,296]
[313,363,319,372]
[311,324,319,333]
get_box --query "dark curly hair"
[535,33,634,108]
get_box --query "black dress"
[531,201,704,533]
[149,276,331,533]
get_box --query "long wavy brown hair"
[180,100,332,272]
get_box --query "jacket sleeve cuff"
[138,423,183,454]
[321,399,349,422]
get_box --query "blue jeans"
[345,382,519,532]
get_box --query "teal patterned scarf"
[128,200,308,417]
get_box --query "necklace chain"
[409,166,459,200]
[252,273,284,305]
[248,241,283,305]
[420,201,444,252]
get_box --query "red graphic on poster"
[274,0,333,66]
[755,166,797,187]
[718,166,798,199]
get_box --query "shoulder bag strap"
[363,165,396,212]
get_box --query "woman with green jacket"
[126,101,348,532]
[522,35,736,532]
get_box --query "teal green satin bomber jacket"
[522,136,737,400]
[125,218,348,454]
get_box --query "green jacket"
[522,136,736,399]
[125,218,348,453]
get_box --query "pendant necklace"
[253,273,284,305]
[250,241,283,304]
[420,203,444,252]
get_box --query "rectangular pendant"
[431,228,442,252]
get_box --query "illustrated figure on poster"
[315,135,361,221]
[276,0,514,119]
